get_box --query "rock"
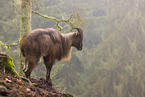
[0,85,9,96]
[26,88,31,92]
[5,78,12,83]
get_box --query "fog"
[1,0,145,96]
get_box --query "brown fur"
[20,28,83,86]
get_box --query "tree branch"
[32,10,74,31]
[0,41,19,49]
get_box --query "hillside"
[0,65,73,97]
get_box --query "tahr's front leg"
[43,56,54,86]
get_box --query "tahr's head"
[72,28,83,51]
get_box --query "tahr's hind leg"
[24,61,35,79]
[24,55,40,80]
[43,55,54,86]
[23,58,28,72]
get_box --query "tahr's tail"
[21,49,25,57]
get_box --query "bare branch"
[32,10,74,31]
[0,41,19,49]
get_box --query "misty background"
[1,0,145,97]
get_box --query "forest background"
[1,0,145,97]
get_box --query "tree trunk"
[19,0,32,76]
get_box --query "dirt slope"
[0,66,73,97]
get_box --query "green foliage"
[0,52,18,76]
[1,0,145,97]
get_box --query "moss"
[0,52,18,76]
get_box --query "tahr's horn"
[72,28,83,35]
